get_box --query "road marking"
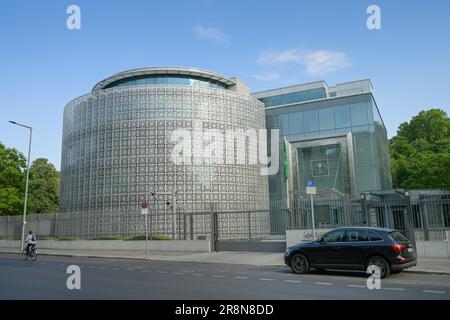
[423,290,446,294]
[112,268,120,271]
[234,276,248,279]
[383,287,405,291]
[141,270,152,273]
[174,272,185,275]
[258,278,274,281]
[315,282,333,286]
[192,274,203,276]
[156,270,168,274]
[284,280,302,283]
[346,284,366,288]
[89,266,96,269]
[212,275,226,278]
[98,267,106,270]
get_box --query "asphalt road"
[0,253,449,300]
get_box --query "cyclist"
[24,230,37,255]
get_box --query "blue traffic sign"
[307,180,315,187]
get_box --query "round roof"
[92,66,236,92]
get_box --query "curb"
[403,269,450,276]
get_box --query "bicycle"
[22,245,37,262]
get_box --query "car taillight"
[391,244,407,252]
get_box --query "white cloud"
[253,73,282,81]
[303,51,351,75]
[193,25,230,43]
[257,49,304,65]
[257,48,351,75]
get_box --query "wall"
[0,239,211,252]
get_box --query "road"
[0,253,449,300]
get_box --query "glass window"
[368,231,383,241]
[319,108,334,131]
[350,102,369,126]
[304,109,319,132]
[322,229,346,243]
[280,114,289,135]
[260,88,326,107]
[289,112,304,134]
[346,230,369,242]
[334,105,351,128]
[389,231,409,244]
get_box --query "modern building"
[254,80,392,201]
[59,67,392,239]
[60,67,270,238]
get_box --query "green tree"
[390,108,450,189]
[0,142,26,215]
[28,158,60,214]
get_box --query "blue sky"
[1,0,449,170]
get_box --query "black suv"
[284,227,417,278]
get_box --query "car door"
[311,229,347,267]
[340,229,370,268]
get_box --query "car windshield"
[389,231,409,244]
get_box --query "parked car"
[284,227,417,278]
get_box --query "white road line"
[258,278,274,281]
[423,290,446,294]
[192,274,203,276]
[98,267,106,270]
[156,271,168,274]
[212,275,226,278]
[346,284,366,288]
[234,276,248,279]
[112,268,120,271]
[141,270,152,273]
[383,287,405,291]
[284,280,302,283]
[174,272,185,275]
[315,282,333,286]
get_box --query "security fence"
[1,190,449,242]
[285,189,450,241]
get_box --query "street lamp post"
[8,121,32,253]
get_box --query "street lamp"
[8,121,32,253]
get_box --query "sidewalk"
[1,247,449,275]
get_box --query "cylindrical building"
[59,67,269,239]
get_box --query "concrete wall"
[216,241,286,252]
[286,229,450,259]
[0,240,210,252]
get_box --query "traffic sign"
[307,180,315,187]
[306,186,316,195]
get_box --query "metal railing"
[1,190,449,242]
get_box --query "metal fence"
[1,190,449,242]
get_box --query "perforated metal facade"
[60,68,270,238]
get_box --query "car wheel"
[290,253,310,274]
[366,256,390,279]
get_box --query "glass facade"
[260,88,326,107]
[262,85,392,200]
[60,69,269,238]
[104,75,227,90]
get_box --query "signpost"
[141,200,150,258]
[306,180,317,241]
